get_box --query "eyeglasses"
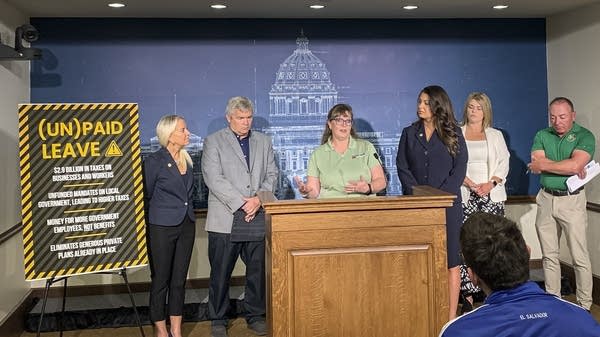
[331,117,353,126]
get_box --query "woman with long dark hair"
[396,85,468,320]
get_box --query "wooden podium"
[262,186,454,337]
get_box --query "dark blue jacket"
[396,122,468,198]
[439,281,600,337]
[143,147,195,226]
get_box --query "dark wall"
[30,18,547,196]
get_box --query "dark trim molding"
[194,208,207,217]
[505,195,536,204]
[0,291,37,337]
[529,259,543,270]
[587,202,600,213]
[505,196,600,214]
[28,275,246,299]
[0,222,22,246]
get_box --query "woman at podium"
[295,103,386,199]
[396,85,468,320]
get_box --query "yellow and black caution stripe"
[18,103,147,280]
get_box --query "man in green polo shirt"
[528,96,595,311]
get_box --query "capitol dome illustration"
[265,33,339,198]
[269,33,338,127]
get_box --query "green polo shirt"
[307,137,381,198]
[531,122,595,190]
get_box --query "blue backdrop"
[30,18,547,203]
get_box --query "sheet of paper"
[566,160,600,192]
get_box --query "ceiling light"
[211,4,227,9]
[309,5,325,9]
[107,3,125,8]
[493,5,509,10]
[403,5,418,10]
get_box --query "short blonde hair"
[462,92,493,129]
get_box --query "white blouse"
[460,126,510,204]
[466,140,489,184]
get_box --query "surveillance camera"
[0,23,41,60]
[14,24,41,59]
[16,24,39,43]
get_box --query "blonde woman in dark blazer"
[459,92,509,310]
[144,115,195,337]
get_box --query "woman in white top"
[461,92,510,214]
[459,92,510,311]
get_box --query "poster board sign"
[18,103,147,280]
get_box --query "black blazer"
[396,122,468,199]
[144,147,195,226]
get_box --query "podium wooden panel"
[262,186,454,337]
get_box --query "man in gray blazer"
[201,96,278,337]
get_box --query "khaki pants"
[535,189,593,309]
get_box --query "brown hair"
[320,103,359,144]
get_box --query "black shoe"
[248,320,267,336]
[211,325,228,337]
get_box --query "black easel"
[35,267,146,337]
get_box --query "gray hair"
[225,96,254,116]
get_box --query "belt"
[542,186,583,196]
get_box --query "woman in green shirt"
[296,103,386,198]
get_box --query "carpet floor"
[20,270,600,337]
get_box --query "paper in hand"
[566,160,600,192]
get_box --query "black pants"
[147,216,195,322]
[208,232,265,326]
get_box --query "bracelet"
[365,183,372,195]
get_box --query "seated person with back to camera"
[439,212,600,337]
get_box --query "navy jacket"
[396,122,467,198]
[144,147,195,226]
[439,281,600,337]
